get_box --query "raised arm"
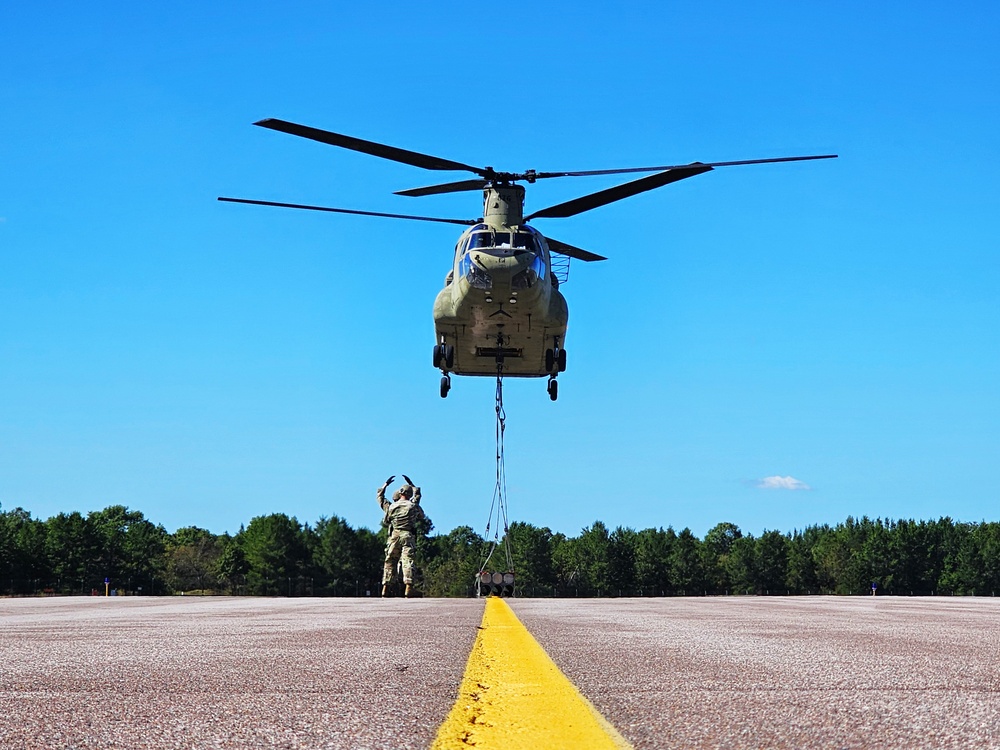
[377,475,395,511]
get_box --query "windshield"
[458,252,491,290]
[458,227,547,291]
[468,231,539,252]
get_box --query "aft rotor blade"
[218,197,478,225]
[395,179,490,197]
[254,119,486,174]
[545,236,607,262]
[532,154,838,180]
[527,164,713,220]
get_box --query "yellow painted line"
[431,597,633,749]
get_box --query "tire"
[547,379,558,401]
[558,348,567,372]
[545,348,555,373]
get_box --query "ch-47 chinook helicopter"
[220,119,835,400]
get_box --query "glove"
[383,475,395,487]
[402,474,413,486]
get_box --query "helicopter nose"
[472,251,533,277]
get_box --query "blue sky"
[2,3,998,540]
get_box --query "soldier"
[377,474,425,598]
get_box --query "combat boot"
[404,584,412,598]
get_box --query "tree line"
[1,503,999,597]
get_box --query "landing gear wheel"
[545,348,555,374]
[440,375,451,398]
[434,343,455,371]
[558,348,567,372]
[547,377,558,401]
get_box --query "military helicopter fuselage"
[219,118,835,400]
[434,185,568,383]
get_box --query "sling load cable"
[478,357,515,595]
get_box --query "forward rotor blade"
[218,197,478,225]
[545,236,607,262]
[395,179,490,197]
[526,164,713,220]
[531,154,837,180]
[254,119,486,174]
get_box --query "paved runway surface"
[0,598,480,749]
[514,597,1000,748]
[2,596,999,748]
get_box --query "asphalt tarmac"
[0,597,480,750]
[514,597,1000,749]
[2,596,999,749]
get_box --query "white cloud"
[756,475,812,491]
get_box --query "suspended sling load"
[477,365,515,597]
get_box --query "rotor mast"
[483,183,525,228]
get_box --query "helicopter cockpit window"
[512,232,537,252]
[469,232,497,250]
[467,231,539,252]
[459,254,492,289]
[512,249,547,290]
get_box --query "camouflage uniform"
[378,483,425,586]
